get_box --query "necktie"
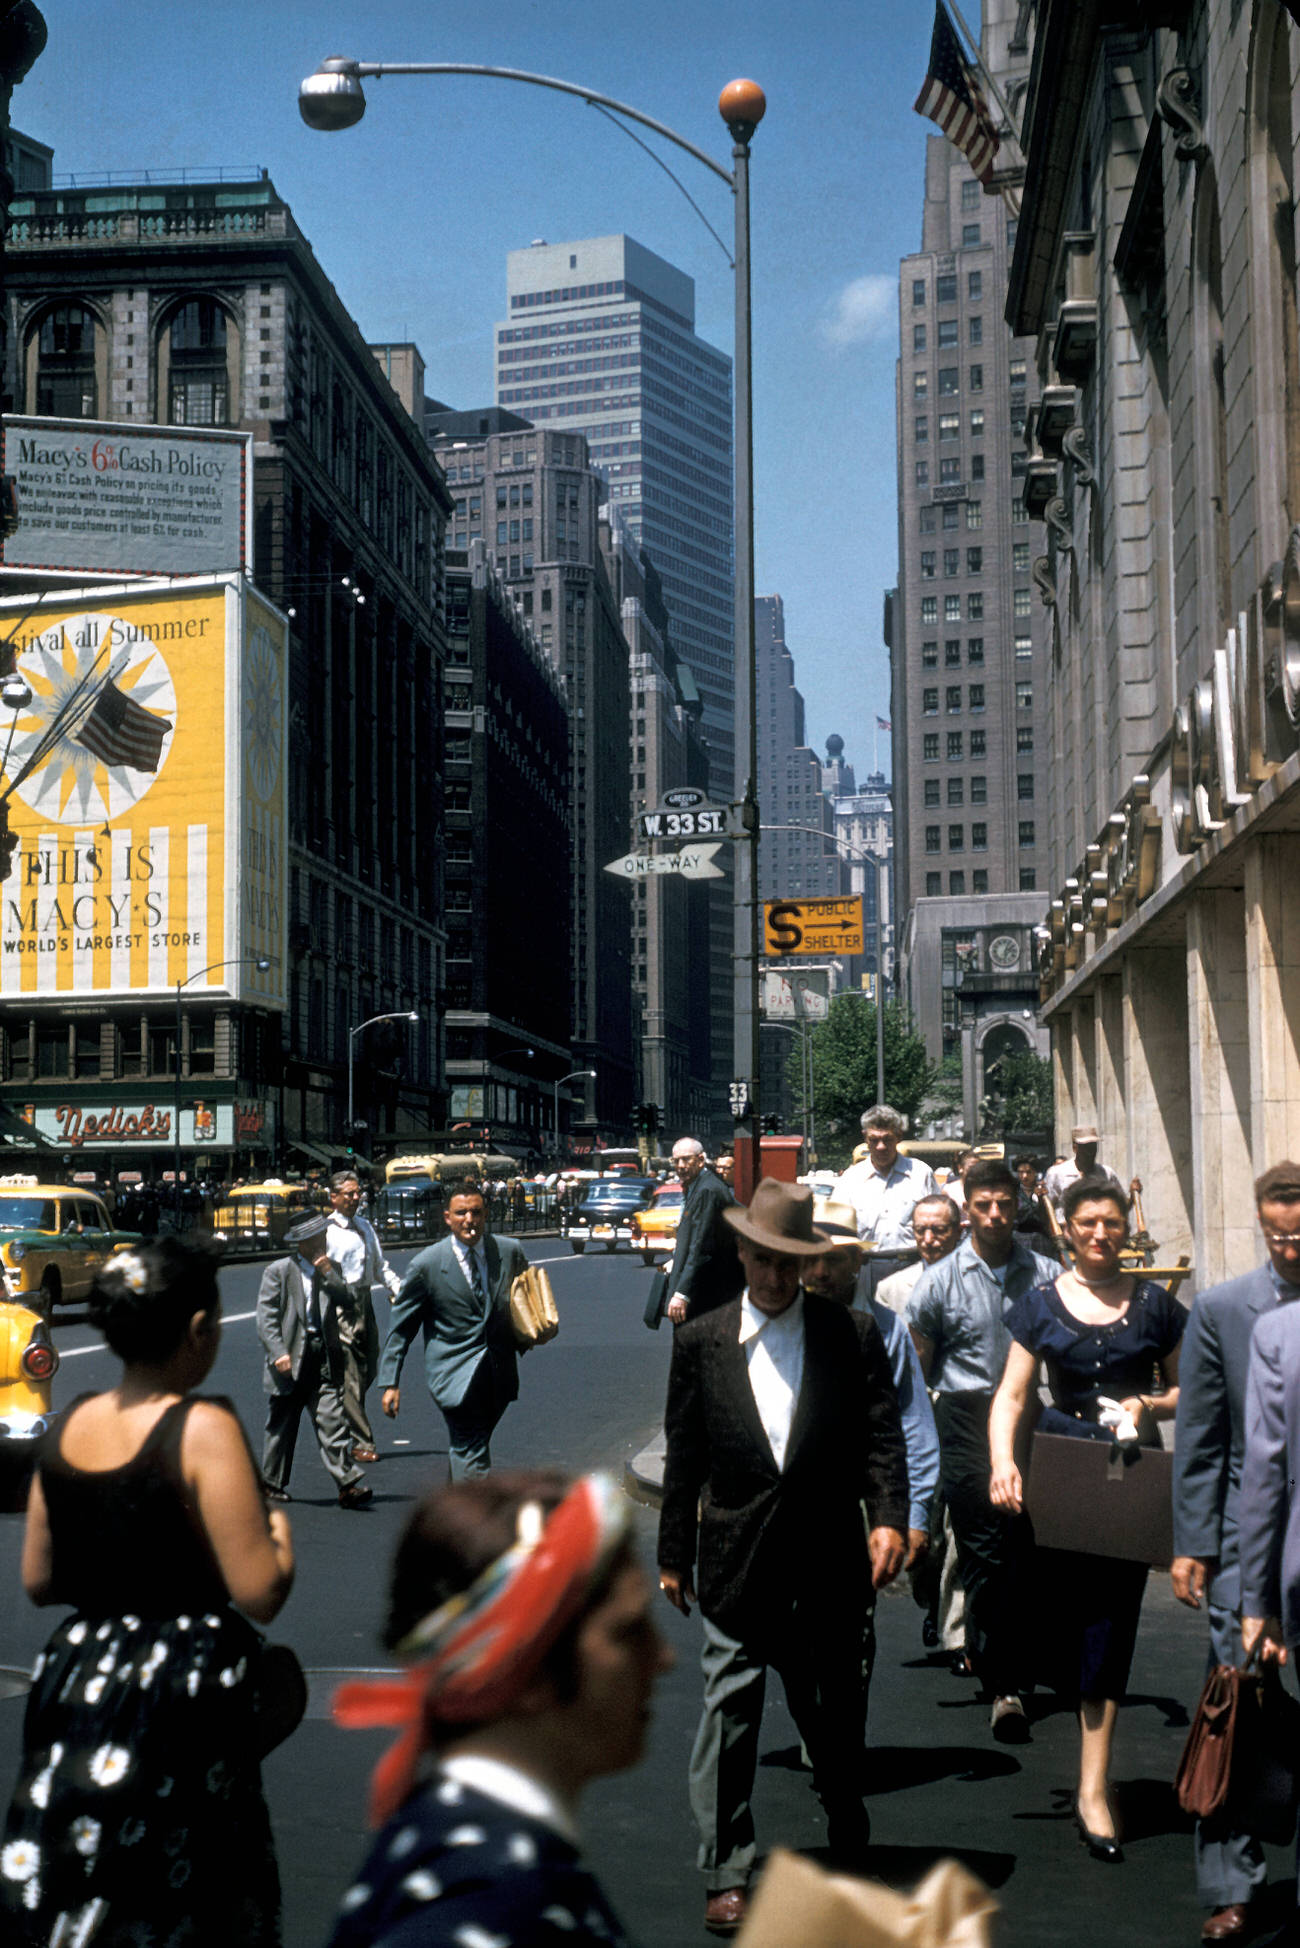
[469,1249,486,1308]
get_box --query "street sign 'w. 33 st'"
[763,895,864,957]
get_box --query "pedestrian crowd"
[5,1121,1300,1948]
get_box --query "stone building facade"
[2,174,452,1164]
[1009,0,1300,1284]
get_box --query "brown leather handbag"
[1176,1658,1300,1843]
[1175,1664,1239,1821]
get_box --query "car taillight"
[22,1340,57,1382]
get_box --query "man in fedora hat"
[256,1212,373,1509]
[1042,1126,1126,1228]
[658,1178,909,1934]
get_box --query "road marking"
[58,1306,258,1358]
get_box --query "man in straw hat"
[658,1178,909,1934]
[1042,1125,1125,1228]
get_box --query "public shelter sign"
[0,416,252,580]
[0,576,288,1007]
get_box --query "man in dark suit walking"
[665,1137,742,1324]
[379,1183,530,1480]
[1177,1162,1300,1942]
[658,1179,908,1935]
[257,1212,373,1508]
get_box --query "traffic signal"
[761,1111,783,1135]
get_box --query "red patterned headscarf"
[332,1472,630,1825]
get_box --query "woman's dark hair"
[88,1235,223,1363]
[1061,1174,1129,1227]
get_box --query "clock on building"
[988,933,1021,971]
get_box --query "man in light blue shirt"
[907,1159,1057,1742]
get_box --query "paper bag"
[736,1847,997,1948]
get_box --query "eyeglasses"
[1262,1231,1300,1250]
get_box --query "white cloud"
[819,274,897,350]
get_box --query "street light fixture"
[297,54,766,1194]
[174,956,274,1227]
[554,1068,597,1155]
[348,1011,421,1146]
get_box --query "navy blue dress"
[1008,1279,1185,1700]
[328,1772,632,1948]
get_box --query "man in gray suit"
[257,1212,373,1508]
[379,1183,530,1479]
[1174,1161,1300,1942]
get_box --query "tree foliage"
[787,997,933,1167]
[980,1049,1054,1140]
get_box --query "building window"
[923,733,940,760]
[947,777,964,805]
[922,687,939,714]
[940,458,962,484]
[944,638,961,665]
[36,303,98,417]
[1014,633,1032,659]
[943,548,959,576]
[936,273,958,303]
[916,461,930,487]
[1019,868,1037,890]
[921,594,937,621]
[969,363,983,393]
[969,409,985,438]
[167,298,229,426]
[1006,218,1018,248]
[938,413,960,441]
[924,779,940,807]
[969,683,985,711]
[949,871,966,895]
[920,550,936,578]
[971,454,985,481]
[1012,541,1030,574]
[938,366,959,394]
[970,774,987,803]
[961,179,980,211]
[972,822,988,849]
[1016,681,1032,709]
[968,270,982,299]
[966,499,982,528]
[1018,774,1035,799]
[943,502,960,529]
[967,592,984,620]
[926,872,942,895]
[946,685,962,713]
[962,223,981,245]
[920,505,936,532]
[921,638,938,667]
[967,637,984,664]
[944,594,961,621]
[1009,357,1027,386]
[915,414,929,443]
[925,825,941,853]
[969,315,983,345]
[1017,726,1034,753]
[1018,820,1036,847]
[497,522,508,545]
[973,869,989,893]
[913,278,927,305]
[948,823,964,851]
[970,729,986,756]
[913,324,927,352]
[966,547,982,574]
[947,731,963,759]
[1012,497,1029,524]
[914,371,928,398]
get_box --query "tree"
[787,996,933,1167]
[980,1049,1053,1140]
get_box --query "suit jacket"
[667,1167,742,1318]
[1173,1264,1277,1608]
[657,1291,909,1647]
[256,1254,348,1395]
[377,1232,529,1410]
[1239,1299,1300,1644]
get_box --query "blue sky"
[16,1,952,780]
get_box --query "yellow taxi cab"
[629,1182,685,1266]
[0,1295,58,1510]
[211,1180,329,1254]
[0,1177,143,1311]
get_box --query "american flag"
[914,3,1001,186]
[876,715,892,732]
[75,680,171,772]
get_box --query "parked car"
[0,1180,143,1310]
[563,1176,658,1254]
[629,1182,685,1265]
[0,1295,58,1511]
[371,1177,445,1245]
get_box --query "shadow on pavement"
[801,1841,1019,1891]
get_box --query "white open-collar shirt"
[739,1290,805,1471]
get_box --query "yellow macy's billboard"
[0,576,287,1008]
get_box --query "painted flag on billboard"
[75,679,172,772]
[914,2,1001,185]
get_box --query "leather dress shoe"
[352,1445,379,1464]
[1203,1906,1254,1941]
[264,1485,291,1503]
[990,1694,1030,1742]
[1074,1801,1123,1864]
[704,1888,747,1935]
[338,1482,374,1509]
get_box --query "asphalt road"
[0,1241,1296,1948]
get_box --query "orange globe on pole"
[718,79,766,139]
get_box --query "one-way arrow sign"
[604,842,725,880]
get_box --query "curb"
[623,1425,666,1509]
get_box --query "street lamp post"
[554,1068,597,1156]
[298,56,766,1194]
[174,956,273,1228]
[347,1011,420,1150]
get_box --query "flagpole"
[945,0,1021,150]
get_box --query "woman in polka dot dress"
[328,1470,671,1948]
[0,1237,295,1946]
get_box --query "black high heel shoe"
[1074,1800,1123,1864]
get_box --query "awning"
[285,1137,343,1170]
[0,1103,60,1153]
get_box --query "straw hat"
[723,1178,831,1256]
[811,1197,866,1250]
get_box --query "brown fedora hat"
[724,1178,831,1257]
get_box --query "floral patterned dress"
[0,1395,281,1947]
